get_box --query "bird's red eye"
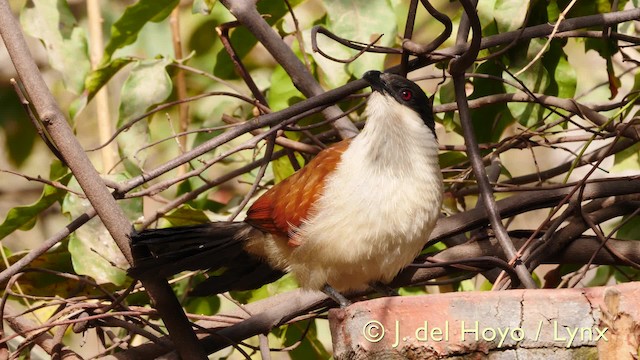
[400,89,413,101]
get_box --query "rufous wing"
[245,139,351,246]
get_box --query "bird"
[129,70,443,307]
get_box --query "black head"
[363,70,435,135]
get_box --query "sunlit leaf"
[162,204,211,227]
[117,58,173,174]
[230,273,298,304]
[494,0,531,33]
[21,0,90,94]
[612,143,640,173]
[268,66,305,112]
[543,41,576,100]
[438,151,467,170]
[102,0,179,63]
[477,0,497,31]
[546,0,560,22]
[272,146,305,184]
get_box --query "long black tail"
[129,222,285,296]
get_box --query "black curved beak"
[363,70,386,93]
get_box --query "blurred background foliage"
[0,0,639,358]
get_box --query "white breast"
[289,92,443,292]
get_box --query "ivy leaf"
[21,0,90,94]
[102,0,179,63]
[117,58,173,174]
[0,161,70,241]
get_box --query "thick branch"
[0,2,206,359]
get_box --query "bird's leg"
[370,282,400,297]
[322,284,352,308]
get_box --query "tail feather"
[128,222,285,295]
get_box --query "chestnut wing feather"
[245,140,351,242]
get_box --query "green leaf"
[0,88,36,166]
[469,61,512,143]
[494,0,531,33]
[546,0,560,22]
[477,0,497,31]
[0,161,71,241]
[438,151,467,170]
[278,320,331,359]
[311,0,397,87]
[617,216,640,240]
[272,146,305,184]
[0,244,120,297]
[213,0,305,78]
[543,41,576,100]
[117,58,173,173]
[63,175,141,286]
[268,66,305,112]
[184,296,221,315]
[585,34,620,99]
[586,266,612,287]
[1,244,73,297]
[613,266,640,284]
[229,273,298,303]
[71,57,136,119]
[504,39,551,127]
[612,143,640,173]
[162,205,211,226]
[102,0,179,63]
[86,58,136,103]
[21,0,90,94]
[434,81,459,133]
[398,286,428,296]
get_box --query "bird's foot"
[322,284,352,308]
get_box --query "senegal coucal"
[129,70,443,306]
